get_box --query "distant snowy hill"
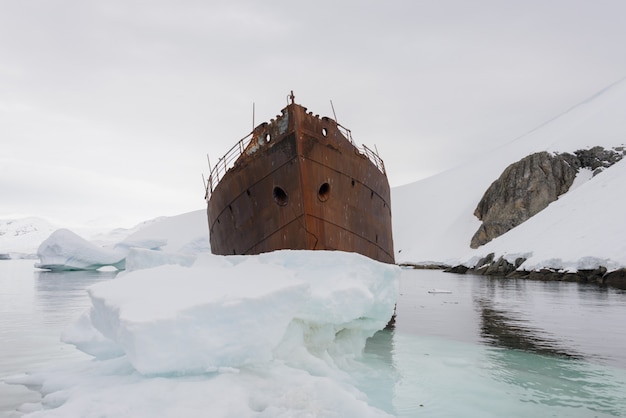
[0,217,57,258]
[117,210,209,254]
[0,215,176,258]
[393,77,626,270]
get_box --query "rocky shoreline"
[399,253,626,290]
[442,253,626,290]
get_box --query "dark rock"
[475,253,495,269]
[470,146,625,249]
[483,256,517,276]
[579,267,607,284]
[471,152,577,248]
[525,269,554,281]
[444,265,469,274]
[445,256,625,290]
[574,146,624,172]
[604,269,626,290]
[561,272,582,282]
[399,263,448,270]
[505,270,530,279]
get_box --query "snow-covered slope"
[117,210,209,255]
[0,217,57,258]
[459,157,626,271]
[393,77,626,269]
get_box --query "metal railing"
[205,132,253,197]
[337,123,387,175]
[359,143,387,175]
[204,125,387,199]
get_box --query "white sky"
[2,0,626,228]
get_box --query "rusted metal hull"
[207,99,394,264]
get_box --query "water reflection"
[485,346,626,415]
[475,297,583,359]
[361,330,397,414]
[0,264,119,410]
[34,269,118,323]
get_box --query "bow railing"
[204,125,387,200]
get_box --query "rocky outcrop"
[562,146,625,175]
[604,269,626,290]
[470,152,577,248]
[445,253,625,288]
[471,146,625,248]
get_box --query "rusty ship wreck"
[205,93,394,264]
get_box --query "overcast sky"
[2,0,625,228]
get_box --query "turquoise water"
[382,268,626,417]
[1,261,626,417]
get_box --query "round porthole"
[265,133,271,143]
[321,128,328,137]
[318,182,330,202]
[273,186,288,206]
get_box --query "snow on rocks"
[459,157,626,273]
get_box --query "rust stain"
[206,94,394,264]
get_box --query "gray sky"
[2,0,625,228]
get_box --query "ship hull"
[207,102,394,264]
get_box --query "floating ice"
[35,211,210,271]
[21,249,401,416]
[428,289,452,294]
[63,250,399,375]
[36,229,127,271]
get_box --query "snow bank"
[116,210,209,254]
[35,211,209,271]
[12,249,399,417]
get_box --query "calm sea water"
[1,260,626,417]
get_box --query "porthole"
[318,182,330,202]
[321,128,328,137]
[265,133,271,143]
[273,186,288,206]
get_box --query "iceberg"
[64,250,399,375]
[11,249,400,417]
[35,211,210,271]
[35,229,127,271]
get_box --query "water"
[1,261,626,417]
[0,260,117,417]
[387,269,626,417]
